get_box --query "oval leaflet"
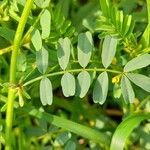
[77,31,93,68]
[31,29,42,51]
[40,77,53,105]
[121,75,135,103]
[101,35,118,68]
[76,71,91,98]
[124,54,150,72]
[36,47,49,74]
[61,72,75,97]
[57,37,71,70]
[40,9,51,39]
[93,72,108,104]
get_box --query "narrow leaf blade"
[77,31,93,68]
[61,72,75,97]
[76,71,91,98]
[121,75,135,103]
[24,107,110,147]
[101,35,118,68]
[99,0,110,17]
[124,54,150,72]
[93,72,108,104]
[127,73,150,92]
[110,113,150,150]
[40,77,53,105]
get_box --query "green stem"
[146,0,150,24]
[5,1,33,150]
[23,68,122,87]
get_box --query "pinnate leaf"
[93,72,108,104]
[40,77,53,105]
[77,31,93,68]
[124,54,150,72]
[121,75,135,103]
[57,37,71,70]
[101,35,118,68]
[61,72,75,97]
[76,71,91,98]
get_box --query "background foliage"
[0,0,150,149]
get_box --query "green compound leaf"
[57,37,71,70]
[40,9,51,39]
[76,71,91,98]
[34,0,50,8]
[93,72,108,104]
[127,73,150,92]
[40,77,53,105]
[110,112,150,150]
[121,75,135,103]
[77,31,93,68]
[101,35,118,68]
[122,15,134,37]
[61,72,75,97]
[31,29,42,51]
[124,54,150,72]
[97,0,135,38]
[36,47,48,74]
[99,0,110,17]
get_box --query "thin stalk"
[23,68,122,87]
[22,9,45,44]
[5,1,33,150]
[139,0,150,48]
[0,4,43,56]
[146,0,150,24]
[0,46,12,55]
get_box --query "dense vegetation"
[0,0,150,149]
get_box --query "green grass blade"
[110,112,150,150]
[23,106,110,149]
